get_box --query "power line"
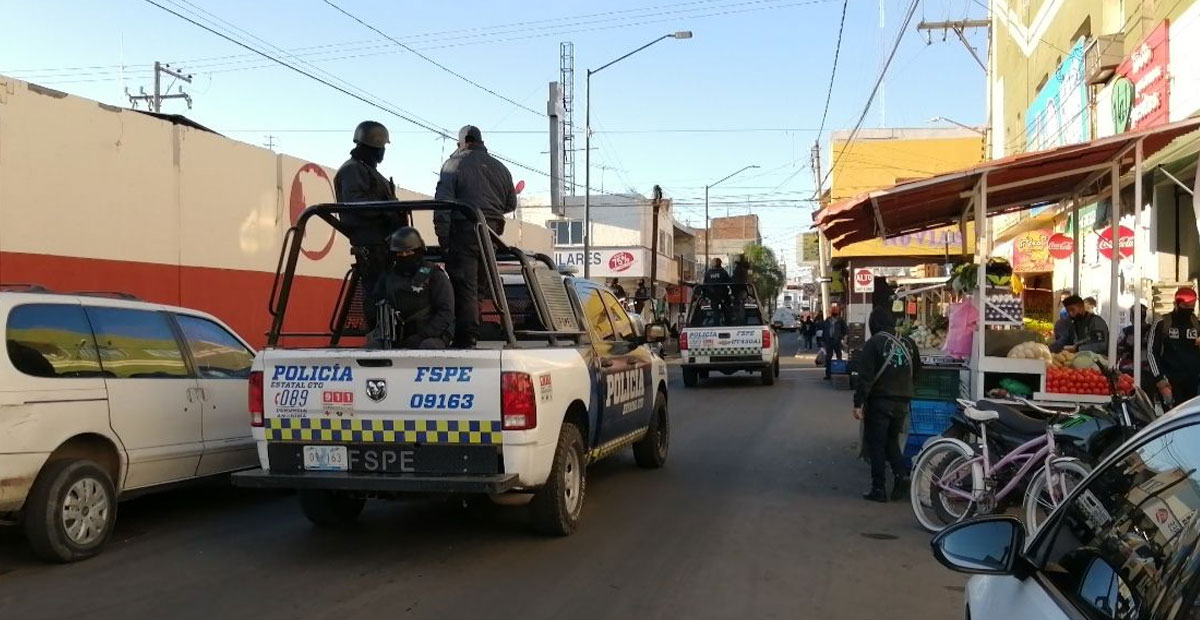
[821,0,920,189]
[214,126,824,135]
[814,0,848,145]
[320,0,545,118]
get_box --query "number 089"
[409,393,474,409]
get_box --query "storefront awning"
[815,117,1200,248]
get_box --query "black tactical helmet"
[353,121,390,148]
[387,227,425,253]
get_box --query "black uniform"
[1049,312,1110,354]
[702,266,733,324]
[853,308,922,494]
[1148,309,1200,403]
[334,147,401,322]
[634,283,649,313]
[434,142,516,347]
[371,261,455,349]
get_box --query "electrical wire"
[320,0,545,118]
[820,0,920,190]
[814,0,849,146]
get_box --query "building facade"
[695,214,762,270]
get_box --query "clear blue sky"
[0,0,988,269]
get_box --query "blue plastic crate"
[830,359,849,374]
[909,399,957,436]
[902,433,936,469]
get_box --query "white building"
[519,193,688,286]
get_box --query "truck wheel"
[761,364,776,386]
[24,459,117,563]
[698,370,710,379]
[633,394,669,469]
[298,490,365,526]
[773,359,781,377]
[682,367,698,387]
[530,423,586,536]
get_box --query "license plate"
[303,445,348,471]
[696,356,711,364]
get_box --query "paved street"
[0,333,964,620]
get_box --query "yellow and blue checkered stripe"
[264,417,502,445]
[693,345,762,356]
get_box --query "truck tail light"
[502,371,537,430]
[679,331,689,350]
[762,329,772,349]
[248,371,264,427]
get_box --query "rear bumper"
[232,468,519,494]
[682,360,771,370]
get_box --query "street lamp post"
[704,165,759,267]
[584,31,692,278]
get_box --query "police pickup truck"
[233,201,669,535]
[678,283,779,387]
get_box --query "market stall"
[816,117,1200,402]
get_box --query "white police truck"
[678,283,780,387]
[233,201,670,535]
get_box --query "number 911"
[409,393,474,409]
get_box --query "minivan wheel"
[530,423,586,536]
[24,459,116,563]
[298,490,366,526]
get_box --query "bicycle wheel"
[910,440,980,533]
[1023,458,1090,535]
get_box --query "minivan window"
[85,307,189,379]
[6,304,102,378]
[176,315,254,379]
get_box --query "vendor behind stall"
[1049,294,1109,354]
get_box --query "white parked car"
[931,395,1200,619]
[0,290,257,562]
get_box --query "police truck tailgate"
[682,327,764,361]
[255,348,506,482]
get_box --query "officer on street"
[1148,287,1200,406]
[370,227,454,350]
[434,125,517,348]
[334,120,402,322]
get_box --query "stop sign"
[1097,225,1134,260]
[853,268,875,293]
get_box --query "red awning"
[815,118,1200,248]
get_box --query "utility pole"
[917,19,991,71]
[126,62,194,112]
[650,185,663,311]
[812,142,833,318]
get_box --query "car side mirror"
[931,516,1027,576]
[646,324,668,343]
[629,314,646,337]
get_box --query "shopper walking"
[801,315,816,350]
[824,306,848,380]
[853,307,922,502]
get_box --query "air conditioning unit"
[1086,33,1126,85]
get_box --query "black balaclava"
[868,306,896,335]
[351,144,385,166]
[394,249,423,274]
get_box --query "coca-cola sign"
[608,251,636,272]
[1098,225,1135,260]
[1047,232,1075,259]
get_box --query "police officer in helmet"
[370,227,454,350]
[335,121,403,324]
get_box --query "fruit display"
[985,294,1023,322]
[1046,367,1112,395]
[1023,317,1055,341]
[1007,340,1053,362]
[1050,350,1077,368]
[897,319,947,349]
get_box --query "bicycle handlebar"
[1010,396,1080,417]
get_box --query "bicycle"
[909,396,1091,534]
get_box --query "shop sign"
[1170,4,1200,121]
[1047,232,1076,259]
[1012,229,1054,272]
[554,247,649,278]
[1026,38,1091,151]
[853,268,875,293]
[1112,21,1171,132]
[1097,225,1135,260]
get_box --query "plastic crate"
[909,399,957,436]
[902,433,936,468]
[830,359,849,374]
[914,368,961,401]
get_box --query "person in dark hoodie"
[853,307,922,502]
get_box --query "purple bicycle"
[909,397,1091,534]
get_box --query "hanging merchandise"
[944,301,979,358]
